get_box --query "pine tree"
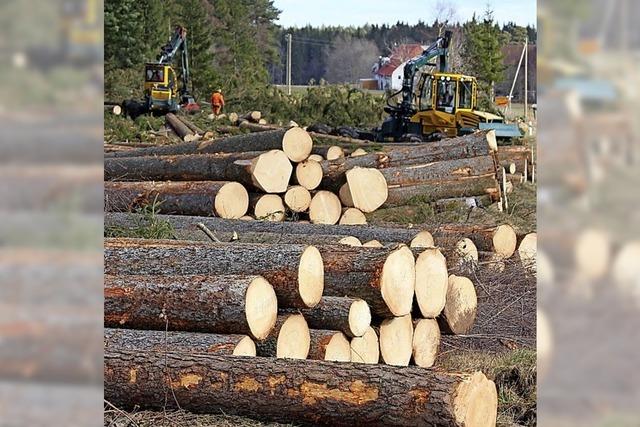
[175,0,216,98]
[104,0,145,70]
[460,7,505,102]
[140,0,170,62]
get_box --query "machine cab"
[143,63,179,112]
[417,73,477,113]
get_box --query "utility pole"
[286,33,292,95]
[524,37,528,121]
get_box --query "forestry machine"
[143,26,200,114]
[376,30,520,142]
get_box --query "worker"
[211,89,225,115]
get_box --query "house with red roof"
[372,44,426,91]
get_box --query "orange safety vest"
[211,92,225,106]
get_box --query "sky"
[273,0,536,28]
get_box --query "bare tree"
[325,36,380,84]
[433,0,458,35]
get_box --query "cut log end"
[410,231,435,248]
[232,336,257,357]
[326,145,345,160]
[350,148,367,157]
[245,276,278,340]
[412,318,440,368]
[517,232,537,269]
[309,191,342,225]
[295,160,323,190]
[297,246,324,308]
[346,167,388,213]
[338,182,354,207]
[284,186,312,213]
[362,240,383,248]
[452,371,498,427]
[112,105,122,115]
[492,224,517,258]
[575,229,610,280]
[323,332,351,362]
[339,208,367,225]
[379,314,414,366]
[348,299,372,337]
[307,154,324,162]
[457,238,479,264]
[440,275,477,335]
[282,127,313,162]
[251,150,293,193]
[338,236,362,247]
[415,248,448,318]
[214,182,249,219]
[254,194,286,222]
[486,130,498,152]
[276,314,310,359]
[380,245,416,316]
[350,326,379,364]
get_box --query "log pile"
[101,117,539,425]
[104,121,508,221]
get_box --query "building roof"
[376,44,426,77]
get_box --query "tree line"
[104,1,535,104]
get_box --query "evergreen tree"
[104,0,144,69]
[175,0,216,98]
[460,7,505,101]
[140,0,170,62]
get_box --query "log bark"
[105,128,305,159]
[104,238,324,309]
[105,349,498,427]
[308,330,351,361]
[291,296,371,338]
[104,328,256,356]
[104,180,249,218]
[317,244,415,317]
[104,274,277,340]
[104,212,424,244]
[319,130,496,188]
[105,150,292,194]
[179,115,204,135]
[380,156,496,187]
[166,113,197,142]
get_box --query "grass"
[105,199,175,240]
[439,349,537,427]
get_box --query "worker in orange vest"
[211,89,225,115]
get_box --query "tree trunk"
[104,274,278,340]
[178,115,204,135]
[104,181,249,218]
[166,113,197,142]
[379,156,497,186]
[105,150,293,194]
[104,328,256,356]
[104,238,324,309]
[308,330,351,361]
[290,296,371,338]
[317,244,415,317]
[320,130,497,188]
[104,128,310,161]
[385,174,499,207]
[105,349,498,427]
[104,212,426,244]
